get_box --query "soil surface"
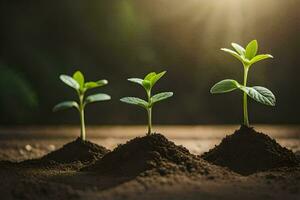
[0,126,299,200]
[202,125,299,175]
[84,133,227,177]
[18,138,110,171]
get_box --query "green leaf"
[73,71,85,89]
[245,40,258,60]
[240,86,276,106]
[84,79,108,90]
[231,43,245,55]
[53,101,79,112]
[142,80,151,91]
[128,78,144,86]
[150,71,166,87]
[144,72,156,81]
[60,75,80,90]
[84,93,111,105]
[220,48,244,63]
[151,92,173,104]
[210,79,240,94]
[120,97,149,108]
[250,54,273,65]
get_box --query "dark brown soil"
[84,133,212,177]
[202,125,299,175]
[22,137,109,166]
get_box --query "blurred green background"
[0,0,299,125]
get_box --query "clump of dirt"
[23,138,109,166]
[41,137,109,163]
[202,125,299,175]
[84,133,212,177]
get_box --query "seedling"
[210,40,275,127]
[53,71,111,140]
[120,71,173,135]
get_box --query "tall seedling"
[121,71,173,135]
[210,40,275,127]
[53,71,111,140]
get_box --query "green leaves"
[250,54,273,65]
[84,80,108,90]
[73,71,84,89]
[85,93,111,105]
[245,40,258,60]
[151,92,173,104]
[210,79,240,94]
[120,97,149,108]
[240,86,276,106]
[54,70,111,114]
[53,101,79,112]
[221,40,273,67]
[121,70,173,124]
[210,79,276,106]
[60,75,80,90]
[128,71,167,92]
[60,71,108,93]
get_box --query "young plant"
[120,71,173,135]
[53,71,111,141]
[210,40,275,127]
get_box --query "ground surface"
[0,125,299,200]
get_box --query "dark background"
[0,0,299,125]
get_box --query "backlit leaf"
[210,79,240,94]
[245,40,258,60]
[73,71,85,89]
[250,54,273,65]
[231,43,245,55]
[120,97,149,108]
[151,92,173,104]
[53,101,79,112]
[84,93,111,105]
[150,71,166,87]
[221,48,244,63]
[60,75,80,90]
[240,86,276,106]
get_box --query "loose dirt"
[84,133,227,177]
[202,125,299,175]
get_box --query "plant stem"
[147,90,152,135]
[79,94,86,140]
[147,107,152,135]
[243,66,249,127]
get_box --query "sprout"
[210,40,275,127]
[53,71,111,140]
[120,71,173,135]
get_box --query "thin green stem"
[243,66,249,127]
[79,94,86,140]
[147,107,152,135]
[147,89,152,135]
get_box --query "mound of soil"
[84,133,210,177]
[202,125,298,175]
[23,138,109,166]
[42,137,109,163]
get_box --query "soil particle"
[202,125,299,175]
[22,137,109,166]
[84,133,216,177]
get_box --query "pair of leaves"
[54,70,111,112]
[221,40,273,67]
[210,79,276,106]
[128,71,166,92]
[53,93,111,112]
[120,92,173,109]
[60,71,108,92]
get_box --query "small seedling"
[120,71,173,135]
[210,40,275,127]
[53,71,111,140]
